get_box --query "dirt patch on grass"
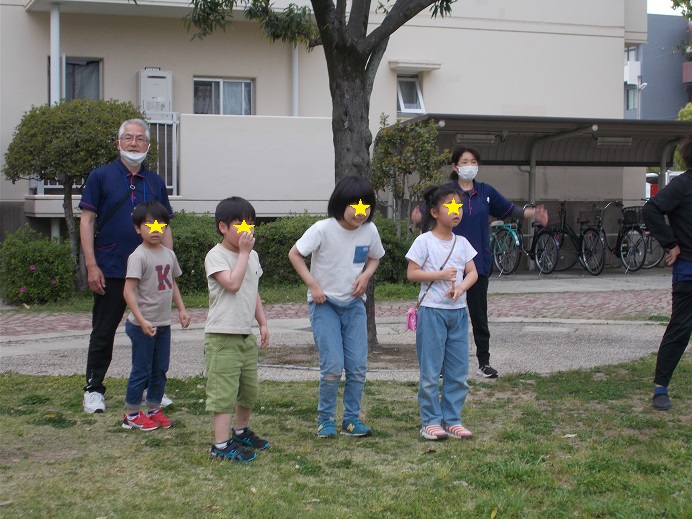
[260,343,419,370]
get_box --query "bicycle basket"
[622,206,644,225]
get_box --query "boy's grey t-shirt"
[204,243,263,335]
[126,244,182,327]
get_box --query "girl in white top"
[406,184,478,441]
[289,176,385,439]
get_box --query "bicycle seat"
[490,220,504,227]
[577,218,590,225]
[531,221,543,228]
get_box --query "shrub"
[373,213,415,284]
[254,214,322,285]
[0,225,76,304]
[169,211,219,293]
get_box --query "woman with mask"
[412,146,548,378]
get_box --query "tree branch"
[365,37,389,100]
[360,0,440,54]
[347,0,371,40]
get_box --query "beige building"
[0,0,648,236]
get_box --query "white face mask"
[120,149,148,168]
[457,165,478,182]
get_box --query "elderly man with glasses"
[79,119,175,414]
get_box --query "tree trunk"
[61,178,86,291]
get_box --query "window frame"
[193,77,254,115]
[396,75,426,114]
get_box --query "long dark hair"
[421,184,462,233]
[449,145,481,181]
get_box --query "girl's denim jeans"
[416,306,470,427]
[124,321,171,410]
[309,297,368,423]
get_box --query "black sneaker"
[210,440,257,462]
[652,393,672,411]
[477,365,499,378]
[232,428,270,450]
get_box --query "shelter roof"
[400,114,692,168]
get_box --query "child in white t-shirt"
[288,176,385,438]
[406,185,478,441]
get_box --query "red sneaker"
[147,408,172,429]
[122,411,158,431]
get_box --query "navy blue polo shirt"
[446,180,516,277]
[79,159,173,279]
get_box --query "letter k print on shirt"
[156,264,172,291]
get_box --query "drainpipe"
[50,4,61,104]
[292,46,299,116]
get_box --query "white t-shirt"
[126,244,182,326]
[204,244,263,334]
[295,218,385,302]
[405,232,477,309]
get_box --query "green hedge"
[0,225,76,304]
[170,212,414,290]
[169,211,219,294]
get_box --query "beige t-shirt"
[126,244,182,327]
[204,243,263,334]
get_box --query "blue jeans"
[309,298,368,423]
[416,306,470,427]
[125,321,171,410]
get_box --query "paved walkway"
[0,267,680,381]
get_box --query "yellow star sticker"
[350,199,370,216]
[443,198,463,215]
[144,220,167,233]
[233,220,255,234]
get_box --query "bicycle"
[550,201,590,272]
[580,201,647,275]
[641,227,665,269]
[489,206,558,275]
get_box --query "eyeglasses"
[119,135,149,145]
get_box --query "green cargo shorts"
[204,333,259,414]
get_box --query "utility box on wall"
[137,69,173,112]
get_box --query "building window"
[396,76,425,114]
[48,58,102,100]
[193,78,253,115]
[624,46,638,64]
[626,87,638,110]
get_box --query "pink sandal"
[444,424,473,439]
[420,424,448,440]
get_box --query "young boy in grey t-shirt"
[122,202,190,431]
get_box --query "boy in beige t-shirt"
[205,197,270,463]
[122,202,190,431]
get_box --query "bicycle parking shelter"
[399,114,692,206]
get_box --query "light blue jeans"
[309,297,368,423]
[416,306,470,427]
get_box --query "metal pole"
[50,4,61,105]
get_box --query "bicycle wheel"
[554,231,578,271]
[619,227,646,272]
[580,228,606,276]
[493,228,521,275]
[642,233,665,269]
[533,230,558,274]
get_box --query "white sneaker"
[142,390,174,407]
[83,391,105,414]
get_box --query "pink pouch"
[406,307,418,331]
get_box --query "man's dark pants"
[654,280,692,387]
[84,278,127,395]
[466,275,491,367]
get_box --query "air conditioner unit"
[137,69,172,112]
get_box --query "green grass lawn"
[0,355,689,518]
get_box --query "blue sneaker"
[341,418,373,437]
[232,427,270,450]
[210,440,257,462]
[317,419,337,438]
